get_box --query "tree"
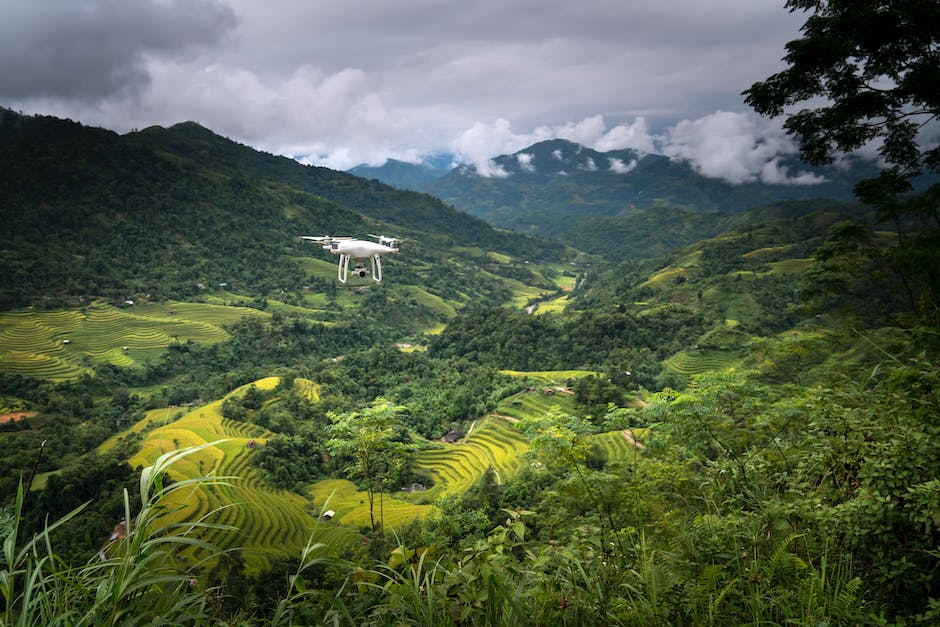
[743,0,940,200]
[325,398,413,533]
[746,1,940,323]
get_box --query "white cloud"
[453,114,658,177]
[660,111,825,185]
[609,157,638,174]
[452,110,835,184]
[594,117,657,153]
[517,153,536,172]
[582,157,598,171]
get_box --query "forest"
[2,1,940,624]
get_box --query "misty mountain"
[349,156,454,189]
[410,139,885,256]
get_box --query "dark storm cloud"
[1,0,828,183]
[0,0,236,102]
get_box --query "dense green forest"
[2,1,940,623]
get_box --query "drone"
[300,234,400,283]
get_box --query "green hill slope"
[0,109,566,311]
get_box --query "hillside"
[2,109,938,624]
[349,156,453,189]
[0,109,567,311]
[413,138,887,257]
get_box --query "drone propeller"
[301,235,354,243]
[368,234,400,246]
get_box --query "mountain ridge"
[0,109,565,309]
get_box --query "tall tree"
[743,0,940,200]
[325,398,412,533]
[745,0,940,322]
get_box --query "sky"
[1,0,827,183]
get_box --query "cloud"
[608,157,637,174]
[0,0,236,102]
[452,111,834,185]
[453,115,658,176]
[0,1,813,174]
[594,118,657,153]
[516,153,536,172]
[660,111,825,185]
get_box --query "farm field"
[0,301,268,381]
[663,349,740,376]
[494,387,581,421]
[307,478,434,531]
[126,376,318,572]
[413,416,530,499]
[499,369,600,382]
[533,293,570,314]
[106,372,649,570]
[591,428,648,463]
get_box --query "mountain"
[0,109,565,310]
[348,155,454,189]
[558,198,870,260]
[415,138,885,256]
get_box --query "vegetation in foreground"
[3,0,940,622]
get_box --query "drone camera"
[352,267,369,278]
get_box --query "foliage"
[326,398,416,533]
[744,0,940,190]
[0,443,231,626]
[744,0,940,323]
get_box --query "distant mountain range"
[349,155,454,188]
[347,138,886,257]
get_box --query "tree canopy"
[743,0,940,199]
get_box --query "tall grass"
[0,442,233,626]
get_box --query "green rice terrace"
[0,301,268,381]
[110,372,647,572]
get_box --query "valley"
[1,107,938,625]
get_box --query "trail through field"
[622,429,645,449]
[0,411,35,424]
[491,413,519,423]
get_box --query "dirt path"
[0,411,36,424]
[622,429,645,449]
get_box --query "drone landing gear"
[337,254,383,283]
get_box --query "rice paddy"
[94,369,648,568]
[412,416,530,500]
[663,349,740,376]
[0,301,268,381]
[124,383,320,572]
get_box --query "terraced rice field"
[413,416,529,498]
[664,349,740,376]
[591,429,648,463]
[127,378,320,572]
[118,371,642,566]
[494,389,580,421]
[96,406,186,454]
[0,302,267,381]
[307,478,434,531]
[400,286,458,319]
[292,377,320,402]
[499,369,599,382]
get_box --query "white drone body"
[300,234,400,283]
